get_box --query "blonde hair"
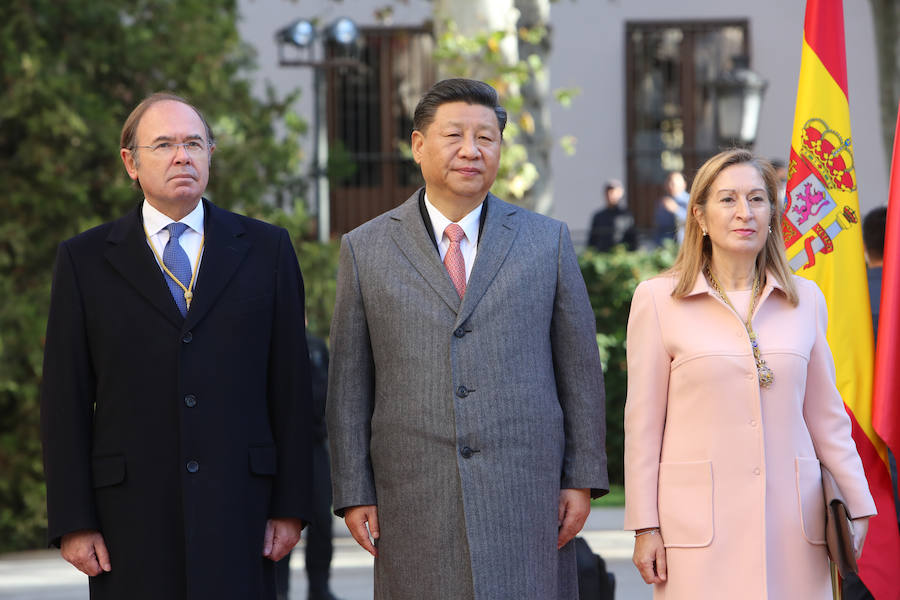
[669,148,799,306]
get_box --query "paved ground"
[0,508,650,599]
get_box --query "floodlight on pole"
[282,19,315,48]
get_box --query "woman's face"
[694,163,772,263]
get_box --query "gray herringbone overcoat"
[327,191,608,599]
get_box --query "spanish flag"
[784,1,900,596]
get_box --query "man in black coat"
[40,92,315,599]
[587,179,636,251]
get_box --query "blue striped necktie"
[163,223,191,316]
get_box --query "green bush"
[579,243,677,485]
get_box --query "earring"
[702,229,708,237]
[768,225,773,234]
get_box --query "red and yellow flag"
[784,1,900,596]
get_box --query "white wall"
[237,0,887,238]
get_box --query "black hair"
[863,206,887,261]
[413,78,507,135]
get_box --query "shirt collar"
[142,199,205,236]
[685,267,786,297]
[423,193,483,245]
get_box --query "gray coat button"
[456,386,469,398]
[182,331,193,343]
[460,447,474,459]
[186,460,199,473]
[454,327,466,338]
[184,394,197,408]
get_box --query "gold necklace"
[705,266,774,388]
[144,225,205,311]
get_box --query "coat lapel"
[183,200,250,330]
[104,205,185,328]
[389,193,462,314]
[457,194,519,325]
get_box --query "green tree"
[0,0,312,551]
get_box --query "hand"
[633,528,667,584]
[60,530,111,576]
[262,517,304,561]
[345,504,379,557]
[557,488,591,549]
[852,516,870,559]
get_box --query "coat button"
[182,331,193,343]
[454,327,466,338]
[753,467,760,475]
[460,446,474,459]
[456,386,469,398]
[186,460,200,473]
[184,394,197,408]
[749,419,757,427]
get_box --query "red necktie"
[443,224,467,298]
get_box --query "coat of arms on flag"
[784,118,858,271]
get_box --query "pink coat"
[624,272,876,600]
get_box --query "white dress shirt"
[424,194,482,282]
[142,200,205,279]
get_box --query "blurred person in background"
[588,179,637,251]
[654,170,690,245]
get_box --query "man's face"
[606,186,623,206]
[120,100,213,216]
[411,101,501,208]
[666,173,686,196]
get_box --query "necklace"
[705,266,774,388]
[144,225,205,311]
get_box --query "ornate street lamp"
[714,57,768,148]
[276,18,360,241]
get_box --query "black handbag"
[821,465,858,577]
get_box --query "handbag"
[821,465,858,577]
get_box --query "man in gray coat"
[327,78,608,599]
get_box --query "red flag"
[873,103,900,457]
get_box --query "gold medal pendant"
[707,267,775,389]
[757,362,774,388]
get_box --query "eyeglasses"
[131,140,209,158]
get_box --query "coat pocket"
[658,460,714,548]
[92,454,126,488]
[795,457,826,545]
[249,445,277,476]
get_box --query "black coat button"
[182,331,193,343]
[186,460,199,473]
[460,446,474,459]
[456,386,469,398]
[184,394,197,408]
[454,327,466,338]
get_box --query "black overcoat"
[40,200,314,599]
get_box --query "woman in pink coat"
[624,149,876,599]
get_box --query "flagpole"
[830,562,842,600]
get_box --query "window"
[625,21,749,231]
[326,26,435,235]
